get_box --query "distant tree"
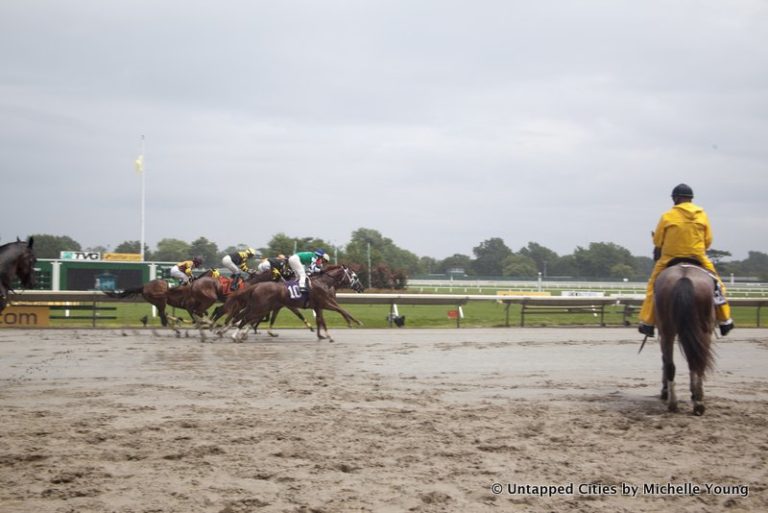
[345,228,419,274]
[266,233,298,257]
[609,263,635,280]
[437,254,474,275]
[153,238,190,262]
[369,263,394,289]
[707,248,732,265]
[391,268,408,290]
[519,242,560,277]
[551,254,578,278]
[731,251,768,281]
[189,237,219,267]
[572,242,634,278]
[418,256,438,275]
[631,256,654,280]
[28,234,81,258]
[265,233,335,260]
[114,240,151,258]
[501,254,538,278]
[472,238,512,276]
[86,245,110,254]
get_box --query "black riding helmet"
[671,183,694,199]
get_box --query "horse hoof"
[668,402,679,413]
[693,404,706,416]
[660,391,668,401]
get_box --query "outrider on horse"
[227,265,364,342]
[0,237,37,314]
[653,262,718,415]
[107,269,223,339]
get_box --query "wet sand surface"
[1,328,766,512]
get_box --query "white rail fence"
[7,291,767,328]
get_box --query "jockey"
[256,254,288,280]
[288,249,331,293]
[170,256,203,286]
[222,247,259,290]
[638,184,734,337]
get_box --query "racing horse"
[653,262,717,415]
[229,265,365,342]
[107,269,222,339]
[212,282,314,338]
[0,237,37,314]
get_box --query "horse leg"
[164,312,182,337]
[690,371,705,416]
[322,301,363,327]
[287,306,314,332]
[267,309,281,337]
[660,336,677,412]
[191,313,209,342]
[314,309,333,342]
[231,324,247,343]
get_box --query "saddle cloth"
[677,264,727,305]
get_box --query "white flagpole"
[140,135,146,262]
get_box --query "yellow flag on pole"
[134,154,144,174]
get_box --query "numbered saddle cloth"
[284,279,309,303]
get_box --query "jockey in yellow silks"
[638,183,734,337]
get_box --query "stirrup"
[713,287,727,306]
[638,323,655,337]
[719,320,734,337]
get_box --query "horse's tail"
[104,286,144,299]
[672,276,714,375]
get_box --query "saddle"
[666,257,703,268]
[667,259,726,305]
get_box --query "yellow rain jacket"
[639,202,730,324]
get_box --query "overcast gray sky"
[2,0,766,261]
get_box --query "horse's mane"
[0,240,23,251]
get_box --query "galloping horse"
[213,269,285,320]
[107,269,222,338]
[654,262,717,415]
[0,237,37,314]
[213,285,313,337]
[229,265,364,342]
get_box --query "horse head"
[341,266,365,293]
[2,237,37,289]
[311,265,364,293]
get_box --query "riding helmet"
[671,183,694,199]
[193,256,203,265]
[247,247,256,256]
[314,249,330,261]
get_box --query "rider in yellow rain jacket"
[638,184,734,337]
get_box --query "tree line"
[24,229,768,287]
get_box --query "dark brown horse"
[211,269,289,324]
[229,265,364,342]
[107,269,222,338]
[0,237,37,314]
[212,278,314,338]
[654,263,716,415]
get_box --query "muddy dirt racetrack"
[1,327,766,513]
